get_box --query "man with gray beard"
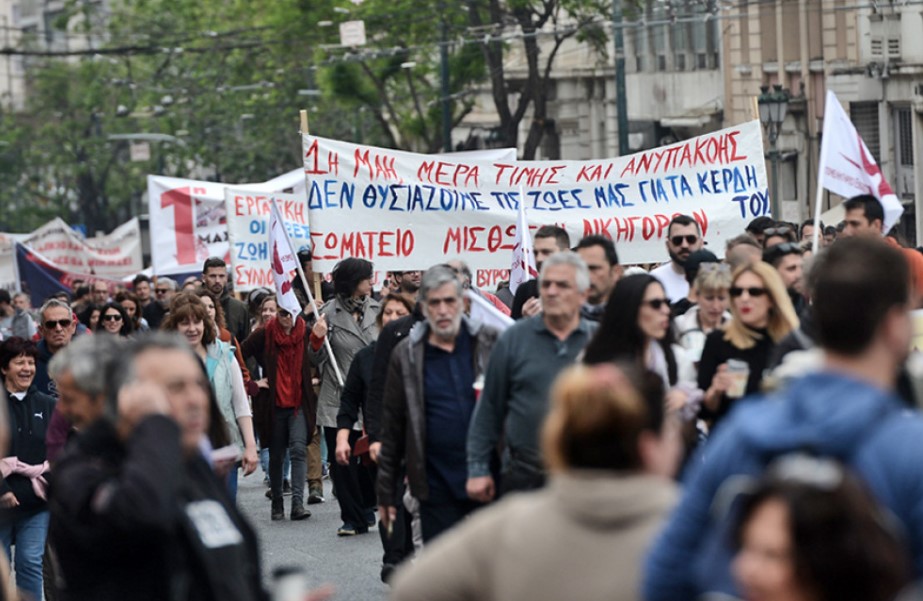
[377,265,500,543]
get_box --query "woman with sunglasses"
[161,293,259,502]
[95,302,134,338]
[698,262,799,428]
[584,274,695,395]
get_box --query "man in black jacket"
[47,334,267,601]
[203,257,250,345]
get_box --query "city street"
[238,471,390,601]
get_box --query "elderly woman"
[389,363,679,601]
[310,257,381,536]
[0,337,56,601]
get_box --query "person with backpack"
[643,237,923,599]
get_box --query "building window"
[849,102,880,162]
[897,108,913,167]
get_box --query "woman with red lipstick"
[584,274,695,391]
[698,262,798,428]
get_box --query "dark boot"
[271,497,284,521]
[291,500,311,521]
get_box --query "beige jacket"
[390,470,677,601]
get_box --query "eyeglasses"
[43,319,73,330]
[642,298,671,310]
[670,235,699,246]
[102,314,123,322]
[729,286,768,298]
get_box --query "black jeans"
[419,496,480,543]
[324,427,376,529]
[369,464,414,566]
[270,407,308,503]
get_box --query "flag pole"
[294,112,344,387]
[272,195,344,387]
[812,93,833,255]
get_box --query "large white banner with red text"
[302,121,769,289]
[21,217,143,278]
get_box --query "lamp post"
[758,84,790,219]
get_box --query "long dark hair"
[98,302,134,337]
[583,274,678,385]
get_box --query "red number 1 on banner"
[161,186,196,265]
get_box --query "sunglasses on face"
[670,235,699,246]
[102,314,123,322]
[642,298,671,310]
[155,288,170,295]
[729,286,768,298]
[44,319,73,330]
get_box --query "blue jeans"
[226,463,239,501]
[0,509,49,601]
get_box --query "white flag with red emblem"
[819,89,903,233]
[268,199,303,317]
[510,188,538,295]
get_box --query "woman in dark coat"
[0,337,56,601]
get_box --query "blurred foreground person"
[733,456,911,601]
[643,238,923,599]
[47,334,265,601]
[390,363,679,601]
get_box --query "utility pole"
[613,0,629,155]
[440,8,452,152]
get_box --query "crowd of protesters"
[2,192,923,600]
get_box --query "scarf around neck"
[338,294,368,321]
[267,315,306,397]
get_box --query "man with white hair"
[466,251,597,501]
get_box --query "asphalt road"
[237,470,391,601]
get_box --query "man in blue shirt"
[377,265,501,543]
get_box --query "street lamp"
[758,84,790,219]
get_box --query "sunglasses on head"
[102,314,122,322]
[44,319,72,330]
[729,286,768,298]
[670,235,699,246]
[642,298,671,310]
[698,262,730,274]
[764,242,803,261]
[763,226,792,237]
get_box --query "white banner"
[0,218,142,288]
[149,150,518,277]
[21,217,143,278]
[225,190,308,292]
[303,121,769,288]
